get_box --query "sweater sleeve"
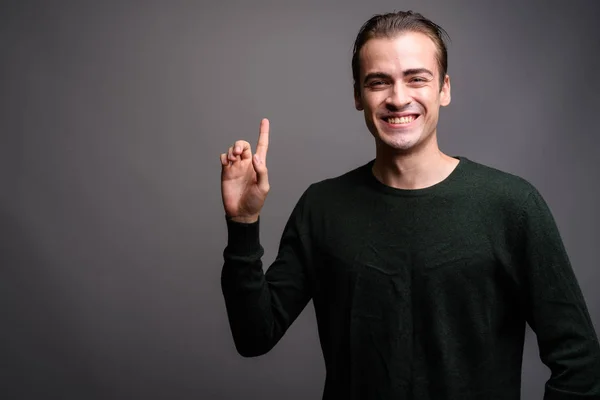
[520,188,600,399]
[221,189,313,357]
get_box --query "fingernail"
[235,146,240,153]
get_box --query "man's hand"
[220,118,270,223]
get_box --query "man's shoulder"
[305,159,372,195]
[289,160,374,216]
[459,156,538,205]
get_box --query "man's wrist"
[226,214,259,224]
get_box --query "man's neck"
[372,140,459,190]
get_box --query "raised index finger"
[256,118,269,161]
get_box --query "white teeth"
[388,116,416,124]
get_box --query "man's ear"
[354,88,363,111]
[440,74,451,107]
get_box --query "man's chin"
[376,136,419,153]
[381,128,419,143]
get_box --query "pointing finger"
[256,118,269,162]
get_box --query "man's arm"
[218,118,312,356]
[520,188,600,399]
[221,189,313,357]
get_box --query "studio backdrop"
[1,1,599,399]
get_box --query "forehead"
[359,32,439,75]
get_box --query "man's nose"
[386,82,411,108]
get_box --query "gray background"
[1,0,599,399]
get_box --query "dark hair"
[352,11,450,93]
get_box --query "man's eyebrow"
[363,69,434,84]
[403,68,434,77]
[363,72,392,84]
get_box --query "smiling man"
[354,27,457,191]
[220,11,600,399]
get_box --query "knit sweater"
[221,157,600,399]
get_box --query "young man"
[219,11,600,399]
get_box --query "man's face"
[354,32,451,153]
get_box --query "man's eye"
[368,81,386,87]
[411,77,426,83]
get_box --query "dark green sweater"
[221,157,600,399]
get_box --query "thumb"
[253,154,270,192]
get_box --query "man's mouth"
[383,115,419,125]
